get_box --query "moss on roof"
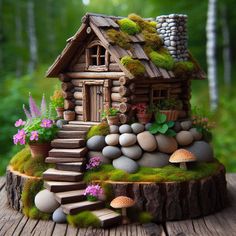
[117,18,140,35]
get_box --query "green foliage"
[101,182,114,203]
[158,98,183,110]
[138,212,153,224]
[67,211,101,228]
[121,56,145,77]
[173,61,195,78]
[86,123,110,140]
[149,113,176,136]
[106,29,131,50]
[149,50,174,70]
[117,18,140,35]
[50,87,64,109]
[10,146,54,177]
[102,107,119,118]
[22,179,51,220]
[83,162,221,183]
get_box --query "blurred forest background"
[0,0,236,175]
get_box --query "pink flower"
[41,119,53,128]
[15,119,26,127]
[13,129,26,145]
[86,157,101,170]
[30,131,39,141]
[84,184,104,198]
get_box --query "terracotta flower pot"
[107,115,119,125]
[29,143,51,158]
[160,110,179,121]
[137,113,152,124]
[63,111,75,121]
[56,107,64,118]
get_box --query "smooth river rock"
[137,131,157,152]
[176,131,194,146]
[180,120,192,130]
[189,128,203,141]
[109,125,119,134]
[56,119,67,129]
[131,123,145,134]
[105,134,120,146]
[186,141,214,162]
[119,124,132,134]
[121,145,143,160]
[138,152,170,168]
[145,123,152,131]
[102,146,122,160]
[86,135,106,151]
[87,151,111,164]
[112,156,139,173]
[35,189,60,213]
[155,134,178,154]
[119,133,137,147]
[52,207,67,223]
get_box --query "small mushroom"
[110,196,135,224]
[169,149,197,170]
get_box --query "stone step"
[55,189,86,204]
[49,147,87,158]
[51,139,85,149]
[45,157,85,164]
[56,162,84,172]
[62,200,105,215]
[69,121,99,126]
[92,209,122,228]
[44,181,86,193]
[62,124,91,131]
[57,131,87,139]
[43,168,83,182]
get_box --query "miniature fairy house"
[46,13,205,123]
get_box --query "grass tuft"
[86,122,109,140]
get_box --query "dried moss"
[149,50,174,70]
[106,29,131,50]
[67,211,101,228]
[86,122,110,140]
[121,56,145,77]
[22,179,51,220]
[143,30,163,51]
[10,146,54,177]
[117,18,140,35]
[173,61,195,78]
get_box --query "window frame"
[150,86,170,106]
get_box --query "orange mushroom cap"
[169,149,197,163]
[110,196,135,208]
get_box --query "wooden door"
[88,85,104,122]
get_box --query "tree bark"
[206,0,218,110]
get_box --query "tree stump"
[105,164,228,222]
[6,166,42,212]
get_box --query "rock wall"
[156,14,188,61]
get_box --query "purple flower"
[84,184,104,198]
[86,157,101,170]
[41,118,53,128]
[40,94,47,116]
[30,131,39,141]
[15,119,26,127]
[23,104,32,119]
[29,94,41,118]
[13,129,26,145]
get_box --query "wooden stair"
[43,122,121,227]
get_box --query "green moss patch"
[107,29,131,50]
[22,179,51,220]
[10,147,54,177]
[173,61,195,78]
[86,122,109,140]
[67,211,101,228]
[138,211,153,224]
[121,56,145,77]
[117,18,140,35]
[84,161,221,183]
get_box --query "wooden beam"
[64,72,125,79]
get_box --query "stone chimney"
[156,14,188,61]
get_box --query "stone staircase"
[43,121,121,227]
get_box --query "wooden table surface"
[0,174,236,236]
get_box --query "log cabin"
[46,13,206,123]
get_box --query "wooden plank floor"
[1,174,236,236]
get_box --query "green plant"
[158,98,183,110]
[86,123,109,140]
[149,51,174,70]
[106,29,131,50]
[67,211,101,228]
[50,88,64,109]
[149,113,176,136]
[121,56,145,77]
[22,179,51,220]
[102,107,119,118]
[118,18,140,35]
[138,212,153,224]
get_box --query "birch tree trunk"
[206,0,218,110]
[27,0,38,74]
[221,4,232,87]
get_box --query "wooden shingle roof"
[46,13,206,80]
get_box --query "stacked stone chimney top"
[156,14,188,62]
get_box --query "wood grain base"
[6,166,42,212]
[102,164,228,222]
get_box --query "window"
[86,41,108,71]
[152,88,169,105]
